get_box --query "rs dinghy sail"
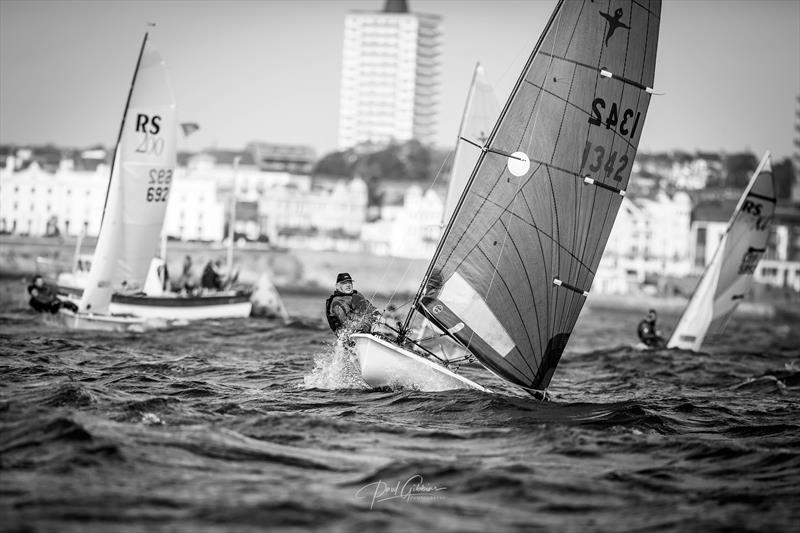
[59,31,177,331]
[667,153,776,351]
[352,0,662,395]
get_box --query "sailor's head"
[336,272,353,294]
[32,274,44,287]
[646,309,657,321]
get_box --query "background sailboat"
[442,63,500,224]
[59,31,176,331]
[410,63,500,362]
[110,157,276,321]
[667,152,776,351]
[354,0,661,395]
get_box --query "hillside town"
[1,0,799,298]
[2,142,799,296]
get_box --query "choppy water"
[1,283,799,532]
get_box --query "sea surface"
[1,279,799,532]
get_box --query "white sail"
[80,37,176,314]
[668,153,776,351]
[443,63,500,224]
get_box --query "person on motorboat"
[637,309,665,348]
[177,255,196,293]
[27,275,78,314]
[325,272,378,335]
[201,259,224,291]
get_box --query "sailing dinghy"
[353,0,662,395]
[667,153,776,351]
[58,31,177,331]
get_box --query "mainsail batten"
[410,0,661,391]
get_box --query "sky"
[1,0,798,159]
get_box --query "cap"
[336,272,353,284]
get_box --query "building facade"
[0,155,226,242]
[0,158,106,237]
[338,0,441,148]
[689,199,800,293]
[361,184,442,258]
[593,189,693,294]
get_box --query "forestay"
[411,0,661,391]
[667,153,776,352]
[80,36,176,314]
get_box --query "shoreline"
[3,235,798,318]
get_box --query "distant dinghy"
[353,0,662,395]
[58,31,177,331]
[667,153,776,351]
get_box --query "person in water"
[325,272,378,334]
[27,275,78,314]
[637,309,665,348]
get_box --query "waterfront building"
[689,199,800,293]
[245,142,316,174]
[0,158,106,237]
[361,184,442,258]
[260,178,368,251]
[756,202,800,291]
[338,0,441,148]
[0,155,227,242]
[594,189,692,294]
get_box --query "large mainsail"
[410,0,661,391]
[443,63,500,223]
[80,35,176,314]
[668,153,776,351]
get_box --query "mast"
[228,156,241,278]
[400,0,566,337]
[98,30,151,231]
[72,230,83,273]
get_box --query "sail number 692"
[146,169,171,202]
[146,186,169,202]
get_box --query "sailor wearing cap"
[324,272,378,334]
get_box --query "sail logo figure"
[599,8,631,45]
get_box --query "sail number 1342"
[588,98,640,138]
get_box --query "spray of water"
[303,329,369,389]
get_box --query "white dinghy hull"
[109,293,253,321]
[49,309,165,333]
[350,333,490,392]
